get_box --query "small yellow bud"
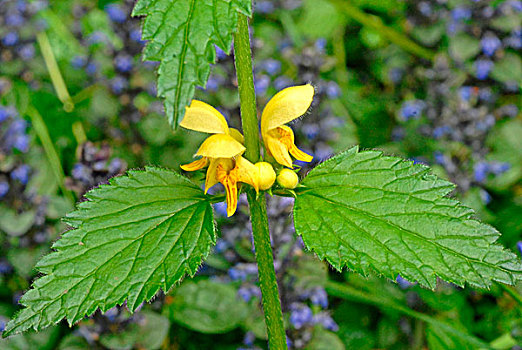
[277,168,299,189]
[255,162,276,190]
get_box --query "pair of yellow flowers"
[181,84,314,217]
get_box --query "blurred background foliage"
[0,0,521,349]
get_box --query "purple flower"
[255,1,275,14]
[0,181,9,198]
[481,34,502,57]
[215,45,228,61]
[302,123,320,140]
[309,287,329,308]
[490,162,510,175]
[71,55,87,69]
[474,162,489,182]
[459,86,473,101]
[18,44,35,60]
[474,59,493,80]
[6,13,25,27]
[479,189,491,205]
[11,164,30,185]
[315,38,327,53]
[254,74,270,95]
[313,313,339,331]
[396,274,413,289]
[326,81,341,99]
[260,59,281,76]
[72,163,92,183]
[114,54,133,73]
[2,31,19,46]
[517,241,522,257]
[451,7,471,21]
[130,28,146,44]
[400,100,425,120]
[110,76,128,94]
[274,76,293,90]
[105,4,126,23]
[289,303,313,329]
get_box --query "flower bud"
[277,168,299,189]
[255,162,276,190]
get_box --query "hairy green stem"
[234,14,287,350]
[330,0,435,61]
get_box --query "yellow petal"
[205,158,234,193]
[180,157,208,171]
[180,100,229,134]
[229,128,245,144]
[265,133,293,168]
[222,177,238,217]
[196,134,246,159]
[261,84,314,133]
[216,162,239,217]
[237,157,260,193]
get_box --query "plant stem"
[36,32,74,112]
[27,105,75,204]
[234,14,287,350]
[330,0,435,61]
[325,281,489,348]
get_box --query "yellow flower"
[180,101,259,216]
[261,84,314,168]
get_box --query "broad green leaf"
[132,0,252,129]
[3,167,215,337]
[164,279,248,333]
[294,147,522,289]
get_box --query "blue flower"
[255,1,275,14]
[289,303,313,329]
[459,86,473,101]
[259,59,281,76]
[110,76,128,94]
[6,13,25,27]
[473,162,489,182]
[11,164,30,185]
[517,241,522,257]
[325,81,341,99]
[2,31,19,46]
[309,287,328,309]
[18,44,35,60]
[114,54,133,73]
[451,7,471,21]
[105,4,126,23]
[72,163,92,183]
[130,28,146,44]
[254,74,270,95]
[399,100,425,120]
[481,34,501,57]
[313,313,339,331]
[474,59,493,80]
[71,55,87,69]
[479,189,491,205]
[0,181,9,198]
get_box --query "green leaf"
[449,33,480,62]
[3,167,215,337]
[164,279,248,333]
[294,147,522,289]
[132,0,252,129]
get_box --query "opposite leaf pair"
[181,84,315,216]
